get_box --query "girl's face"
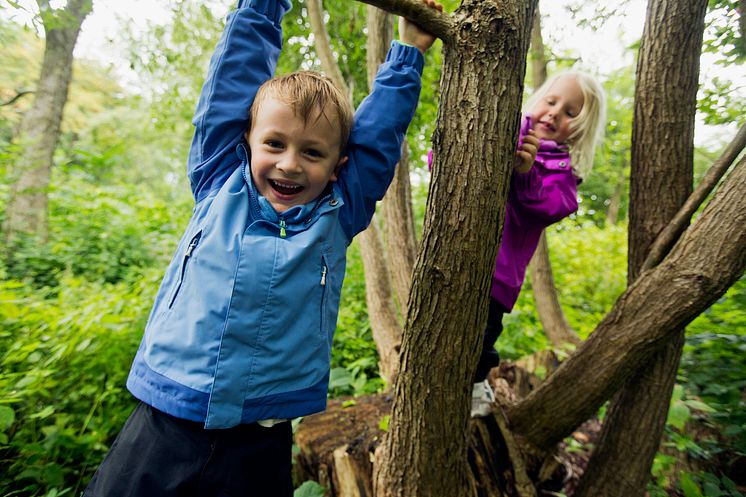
[529,76,584,145]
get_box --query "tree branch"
[306,0,348,93]
[1,90,35,107]
[354,0,455,44]
[508,157,746,449]
[641,123,746,272]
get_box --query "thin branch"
[641,123,746,272]
[1,90,34,107]
[306,0,348,93]
[354,0,455,44]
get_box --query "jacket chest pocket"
[168,230,203,309]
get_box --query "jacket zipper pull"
[279,219,286,238]
[186,237,198,257]
[320,266,327,286]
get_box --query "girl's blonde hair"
[524,71,607,179]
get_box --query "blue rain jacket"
[126,0,423,429]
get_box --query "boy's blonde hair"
[524,71,607,179]
[250,71,354,154]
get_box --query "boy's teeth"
[270,179,303,195]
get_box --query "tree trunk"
[605,159,626,226]
[575,0,708,494]
[4,0,92,242]
[526,4,581,349]
[358,227,404,383]
[381,141,417,317]
[306,0,404,382]
[529,233,581,348]
[366,1,537,496]
[508,154,746,452]
[529,4,546,89]
[365,6,418,320]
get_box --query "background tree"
[4,0,93,242]
[526,4,581,350]
[576,0,709,494]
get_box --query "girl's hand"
[399,0,443,54]
[515,129,538,174]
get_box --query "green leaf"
[0,405,15,431]
[668,401,691,431]
[681,473,704,497]
[294,480,326,497]
[702,481,725,497]
[29,406,55,419]
[379,415,390,432]
[683,399,716,413]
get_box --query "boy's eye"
[266,140,284,149]
[304,148,323,158]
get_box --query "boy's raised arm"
[337,2,441,239]
[187,0,291,203]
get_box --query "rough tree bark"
[575,0,709,494]
[354,1,539,496]
[306,0,403,383]
[4,0,93,242]
[526,6,581,349]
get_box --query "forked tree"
[344,0,745,496]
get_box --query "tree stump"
[294,363,578,496]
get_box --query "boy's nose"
[277,154,302,174]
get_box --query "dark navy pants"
[474,298,507,382]
[83,402,293,497]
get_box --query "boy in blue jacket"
[83,0,441,495]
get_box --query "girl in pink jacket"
[471,71,607,416]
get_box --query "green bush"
[3,179,190,288]
[0,272,159,496]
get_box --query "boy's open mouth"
[269,179,304,196]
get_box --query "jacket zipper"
[168,231,202,309]
[279,219,287,238]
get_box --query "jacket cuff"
[512,166,539,191]
[246,0,292,23]
[389,41,425,75]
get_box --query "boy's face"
[529,75,584,145]
[247,97,348,214]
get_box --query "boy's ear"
[330,155,348,182]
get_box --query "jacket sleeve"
[509,166,578,227]
[337,42,424,240]
[187,0,291,203]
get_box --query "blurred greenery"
[0,1,744,496]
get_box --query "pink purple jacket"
[427,115,578,311]
[491,115,578,311]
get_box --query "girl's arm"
[187,0,291,204]
[510,166,579,226]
